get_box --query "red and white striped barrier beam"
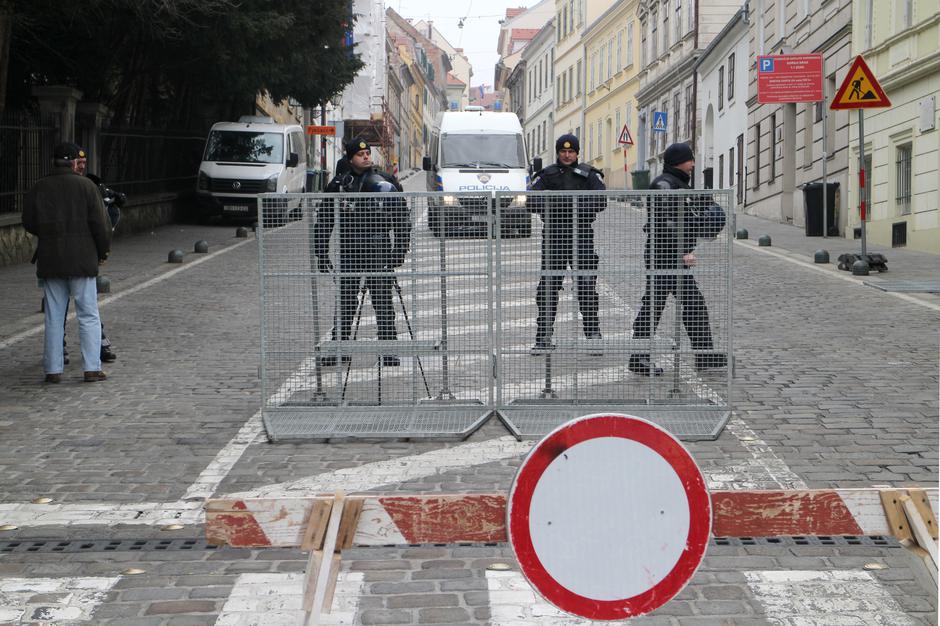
[206,488,938,548]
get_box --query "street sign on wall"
[507,413,711,620]
[757,54,824,104]
[306,125,336,136]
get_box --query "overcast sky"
[389,0,544,89]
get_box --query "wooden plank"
[907,489,938,540]
[302,550,323,612]
[337,499,364,550]
[302,500,333,551]
[321,554,342,614]
[304,492,345,626]
[901,495,939,571]
[879,490,913,542]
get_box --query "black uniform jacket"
[527,161,606,268]
[313,168,410,269]
[645,166,713,269]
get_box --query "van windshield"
[204,131,284,164]
[440,133,526,169]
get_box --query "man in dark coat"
[629,142,726,376]
[23,142,111,383]
[313,137,411,366]
[527,133,606,352]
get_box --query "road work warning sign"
[830,55,891,110]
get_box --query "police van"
[195,116,306,223]
[423,108,531,237]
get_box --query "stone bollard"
[235,227,249,238]
[852,258,870,276]
[168,249,184,263]
[735,228,749,240]
[757,234,772,247]
[194,240,209,253]
[96,275,111,294]
[813,250,830,264]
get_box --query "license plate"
[224,205,250,213]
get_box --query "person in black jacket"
[313,138,411,366]
[527,134,606,352]
[629,142,726,376]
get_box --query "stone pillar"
[31,85,83,143]
[76,102,111,176]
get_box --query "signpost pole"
[858,109,867,257]
[822,104,829,238]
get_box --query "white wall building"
[695,7,748,206]
[522,20,557,165]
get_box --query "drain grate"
[712,535,897,547]
[0,538,218,554]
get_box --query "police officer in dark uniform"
[313,138,411,366]
[527,134,606,352]
[629,142,726,376]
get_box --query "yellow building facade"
[848,0,939,253]
[582,0,641,188]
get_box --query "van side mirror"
[286,152,299,168]
[422,156,432,171]
[532,157,543,174]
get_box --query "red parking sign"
[757,54,824,104]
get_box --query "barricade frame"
[256,189,733,442]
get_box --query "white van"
[423,109,531,237]
[196,116,306,222]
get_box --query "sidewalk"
[733,212,940,299]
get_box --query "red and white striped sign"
[206,488,938,548]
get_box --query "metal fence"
[99,128,205,196]
[0,111,58,215]
[258,189,732,441]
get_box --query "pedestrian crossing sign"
[652,111,667,133]
[831,55,890,110]
[618,124,634,146]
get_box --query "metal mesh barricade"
[258,192,494,440]
[494,189,732,439]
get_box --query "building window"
[718,66,724,110]
[728,147,735,190]
[736,134,744,203]
[675,0,682,43]
[899,0,913,31]
[615,108,621,139]
[627,21,634,67]
[753,122,761,189]
[661,101,669,152]
[769,113,777,181]
[663,1,670,50]
[684,85,693,137]
[576,60,582,95]
[651,8,658,60]
[778,0,787,41]
[590,53,596,91]
[568,67,574,100]
[718,154,724,188]
[562,5,568,37]
[896,144,912,215]
[542,121,547,153]
[599,45,605,84]
[640,20,648,66]
[617,31,623,71]
[688,0,694,31]
[673,92,681,140]
[607,37,613,79]
[727,53,735,100]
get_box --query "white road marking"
[224,436,532,499]
[0,238,254,350]
[744,570,917,625]
[0,576,120,623]
[214,572,363,625]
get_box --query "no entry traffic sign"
[507,414,711,620]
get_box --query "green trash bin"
[631,169,651,190]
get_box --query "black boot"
[628,353,663,377]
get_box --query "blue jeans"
[42,277,102,374]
